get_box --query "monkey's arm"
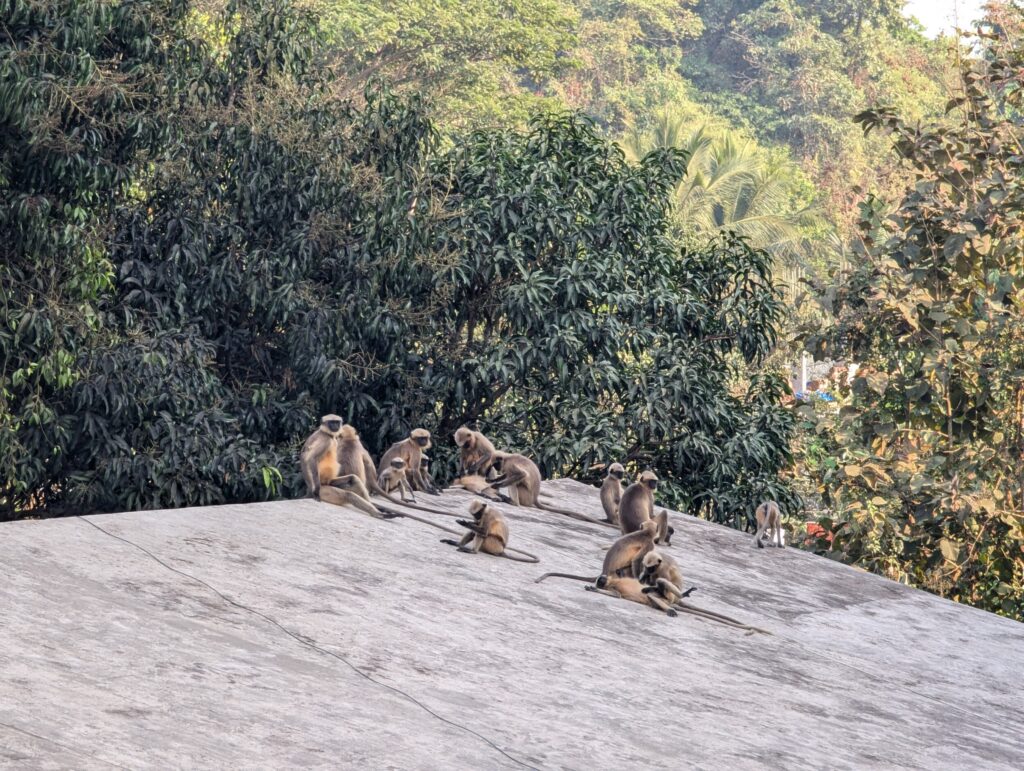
[400,477,417,502]
[300,453,321,500]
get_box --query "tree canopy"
[799,28,1024,619]
[1,0,793,530]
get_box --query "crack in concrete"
[0,719,129,770]
[76,516,538,771]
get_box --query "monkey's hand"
[439,539,460,546]
[680,587,697,598]
[456,519,483,531]
[380,509,404,519]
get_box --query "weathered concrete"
[1,480,1022,770]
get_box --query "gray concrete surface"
[1,479,1022,770]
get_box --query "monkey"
[638,549,696,605]
[599,462,626,525]
[317,477,400,520]
[379,428,439,494]
[536,563,769,633]
[753,500,785,548]
[420,455,437,492]
[587,575,678,615]
[536,520,658,584]
[532,572,676,616]
[618,470,673,545]
[488,453,614,527]
[602,519,659,578]
[332,424,455,518]
[378,457,416,503]
[448,474,512,503]
[299,414,345,500]
[453,425,499,477]
[439,500,538,563]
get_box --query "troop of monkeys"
[300,415,784,633]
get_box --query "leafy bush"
[804,32,1024,619]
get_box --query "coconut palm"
[622,110,824,265]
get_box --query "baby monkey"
[638,549,695,605]
[378,457,416,503]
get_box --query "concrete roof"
[2,479,1022,770]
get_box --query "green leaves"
[814,32,1024,620]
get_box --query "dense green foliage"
[1,0,793,527]
[1,0,197,512]
[800,32,1024,619]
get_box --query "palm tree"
[622,110,824,266]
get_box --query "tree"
[426,113,797,523]
[0,0,195,515]
[319,0,579,126]
[804,26,1024,619]
[622,110,824,265]
[3,0,794,529]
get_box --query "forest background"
[3,0,1023,620]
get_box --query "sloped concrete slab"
[2,480,1022,770]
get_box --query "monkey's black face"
[646,480,658,491]
[611,470,624,480]
[324,420,342,433]
[595,575,609,589]
[461,440,473,449]
[416,437,429,447]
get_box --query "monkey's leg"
[335,492,387,520]
[752,520,767,548]
[629,552,649,578]
[584,586,622,599]
[654,510,670,544]
[775,520,786,548]
[416,468,441,495]
[645,593,678,617]
[457,535,482,553]
[644,577,684,602]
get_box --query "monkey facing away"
[599,462,625,525]
[535,520,659,587]
[602,519,659,577]
[618,470,673,545]
[378,458,416,503]
[379,429,438,494]
[753,501,785,548]
[453,426,499,477]
[439,500,539,563]
[488,453,613,527]
[299,414,345,500]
